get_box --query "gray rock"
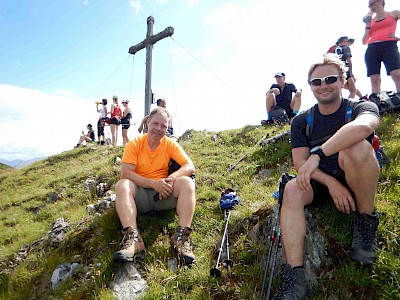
[50,217,69,247]
[111,263,148,300]
[51,262,80,290]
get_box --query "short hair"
[307,53,348,84]
[148,107,170,121]
[102,98,107,105]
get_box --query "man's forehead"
[312,65,339,75]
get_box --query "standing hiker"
[271,54,380,299]
[362,0,400,103]
[113,107,197,266]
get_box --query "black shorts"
[310,154,352,203]
[365,41,400,76]
[110,117,121,125]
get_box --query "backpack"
[379,91,400,113]
[305,99,389,167]
[264,106,290,125]
[327,45,336,53]
[219,189,239,210]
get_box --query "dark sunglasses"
[309,75,341,86]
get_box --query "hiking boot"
[369,93,381,108]
[113,227,146,263]
[351,212,379,265]
[170,226,196,266]
[271,264,310,300]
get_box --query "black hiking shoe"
[113,227,146,263]
[170,226,196,266]
[351,212,379,265]
[271,264,310,300]
[369,93,381,108]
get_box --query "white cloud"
[54,89,74,96]
[207,3,237,24]
[186,0,200,8]
[129,0,142,14]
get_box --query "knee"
[339,141,375,165]
[175,176,195,191]
[282,180,308,209]
[370,76,381,85]
[115,179,135,198]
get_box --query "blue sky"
[0,0,398,161]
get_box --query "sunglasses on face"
[309,75,341,86]
[368,1,376,7]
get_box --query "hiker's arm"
[168,162,195,182]
[120,163,173,198]
[346,57,354,76]
[320,113,379,157]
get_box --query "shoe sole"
[113,250,145,263]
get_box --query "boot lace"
[120,229,139,250]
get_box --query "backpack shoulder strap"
[345,98,358,123]
[305,106,315,138]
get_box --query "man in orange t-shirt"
[113,107,197,266]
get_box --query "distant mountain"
[0,157,46,169]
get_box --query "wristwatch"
[310,146,326,160]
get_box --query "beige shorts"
[134,186,177,213]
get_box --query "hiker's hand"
[272,88,280,95]
[327,180,355,214]
[296,156,319,192]
[154,178,173,200]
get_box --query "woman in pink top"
[109,95,123,146]
[362,0,400,101]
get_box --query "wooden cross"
[129,16,174,117]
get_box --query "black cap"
[336,36,355,46]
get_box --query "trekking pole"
[259,173,294,300]
[224,130,290,175]
[210,209,232,278]
[210,190,239,278]
[223,209,234,270]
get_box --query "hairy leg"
[280,179,313,267]
[115,179,138,229]
[173,177,196,227]
[339,140,379,214]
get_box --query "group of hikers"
[76,97,174,148]
[78,1,398,299]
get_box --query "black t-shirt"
[270,83,298,117]
[291,99,379,149]
[89,129,95,141]
[334,45,352,64]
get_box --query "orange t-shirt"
[121,134,193,180]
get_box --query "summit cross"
[129,16,174,117]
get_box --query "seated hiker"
[262,72,302,125]
[114,107,197,266]
[75,124,95,147]
[271,54,380,299]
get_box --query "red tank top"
[111,105,121,118]
[368,12,397,44]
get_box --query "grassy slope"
[0,163,13,175]
[0,114,399,300]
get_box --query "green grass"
[0,115,399,299]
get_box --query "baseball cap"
[121,99,129,104]
[336,36,355,46]
[112,95,118,99]
[274,72,285,77]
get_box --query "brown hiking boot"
[113,227,146,263]
[171,226,196,266]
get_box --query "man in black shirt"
[264,72,302,121]
[271,54,380,300]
